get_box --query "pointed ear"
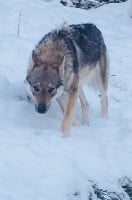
[32,50,41,66]
[32,50,37,63]
[59,56,66,83]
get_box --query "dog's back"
[36,23,106,68]
[59,24,106,64]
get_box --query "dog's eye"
[48,88,54,93]
[33,85,40,92]
[48,87,56,96]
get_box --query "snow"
[0,0,132,199]
[128,0,132,17]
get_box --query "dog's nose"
[37,103,47,114]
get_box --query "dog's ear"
[32,50,42,66]
[32,50,37,63]
[59,56,66,83]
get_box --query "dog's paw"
[102,111,108,118]
[61,122,70,137]
[81,119,89,126]
[72,120,80,126]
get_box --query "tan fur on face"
[35,91,51,108]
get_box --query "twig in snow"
[17,10,22,38]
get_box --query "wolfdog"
[25,23,109,137]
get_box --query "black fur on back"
[36,23,106,72]
[69,24,106,64]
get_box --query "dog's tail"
[98,51,109,118]
[98,51,109,91]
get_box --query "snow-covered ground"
[128,0,132,17]
[0,0,132,199]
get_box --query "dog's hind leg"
[79,88,89,125]
[100,87,108,118]
[99,52,109,118]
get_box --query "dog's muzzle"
[36,103,48,114]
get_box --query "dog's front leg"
[61,88,78,137]
[57,92,80,127]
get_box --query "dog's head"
[26,51,63,114]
